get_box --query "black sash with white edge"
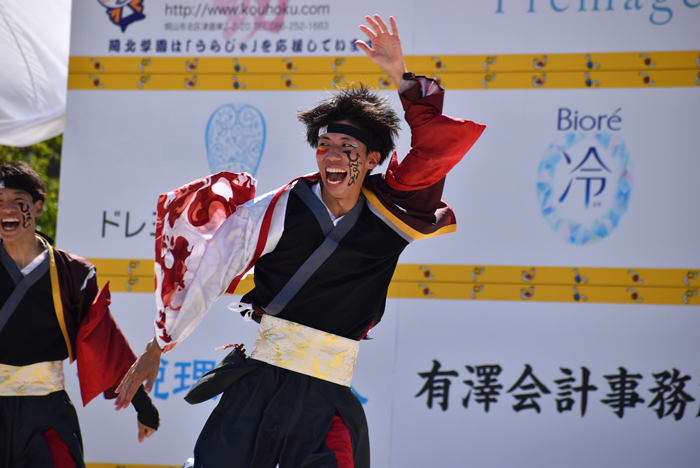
[262,180,365,316]
[0,241,50,334]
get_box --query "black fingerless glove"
[131,385,160,430]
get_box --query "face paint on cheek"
[345,151,361,186]
[18,202,32,228]
[316,147,329,156]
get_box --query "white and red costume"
[153,77,485,467]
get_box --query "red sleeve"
[384,79,486,192]
[76,282,138,406]
[362,79,486,239]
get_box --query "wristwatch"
[402,72,416,80]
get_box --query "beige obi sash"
[250,315,359,387]
[0,361,65,396]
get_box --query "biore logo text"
[537,108,633,245]
[495,0,699,26]
[164,3,331,19]
[558,108,622,132]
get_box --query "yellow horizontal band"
[387,282,699,306]
[407,51,700,74]
[70,51,700,74]
[89,258,155,275]
[391,264,700,305]
[69,72,385,91]
[88,259,699,305]
[68,50,700,91]
[67,69,699,91]
[391,264,700,287]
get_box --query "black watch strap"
[402,72,415,80]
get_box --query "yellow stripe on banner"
[391,264,699,287]
[68,50,700,91]
[446,69,698,90]
[68,72,387,91]
[87,259,700,306]
[388,282,698,305]
[69,51,700,74]
[67,70,699,91]
[69,56,377,74]
[92,258,155,275]
[49,247,73,363]
[89,258,155,293]
[405,51,700,73]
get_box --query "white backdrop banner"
[59,1,700,467]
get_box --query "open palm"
[356,15,406,83]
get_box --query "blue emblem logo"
[537,131,633,245]
[206,104,266,177]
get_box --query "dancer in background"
[0,161,159,468]
[116,14,485,468]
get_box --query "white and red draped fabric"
[154,172,256,351]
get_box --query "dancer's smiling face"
[315,121,379,206]
[0,188,43,244]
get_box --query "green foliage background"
[0,136,63,243]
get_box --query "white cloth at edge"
[20,248,48,276]
[155,184,291,349]
[0,0,71,146]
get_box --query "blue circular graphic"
[536,131,633,245]
[206,104,266,177]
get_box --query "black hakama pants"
[0,390,84,468]
[188,353,369,468]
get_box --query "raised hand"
[356,15,407,86]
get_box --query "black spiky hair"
[296,84,401,165]
[0,161,46,203]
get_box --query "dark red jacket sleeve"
[384,79,486,192]
[76,282,138,406]
[363,78,486,238]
